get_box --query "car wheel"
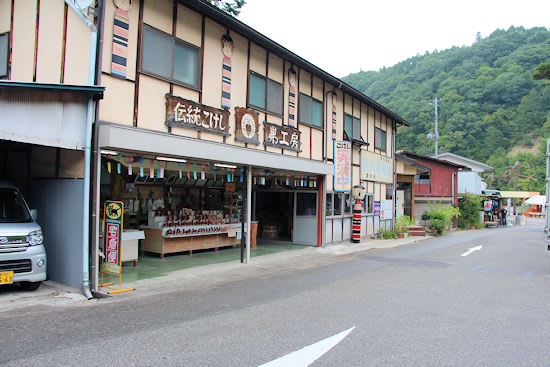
[20,282,41,291]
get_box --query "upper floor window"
[141,25,200,88]
[344,114,361,141]
[248,72,283,115]
[375,127,387,151]
[415,172,430,184]
[299,93,323,128]
[0,33,8,78]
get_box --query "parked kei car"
[0,180,46,291]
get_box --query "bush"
[429,218,445,236]
[395,215,415,232]
[458,194,482,229]
[378,229,398,239]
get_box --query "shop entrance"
[254,191,294,242]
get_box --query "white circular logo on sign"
[241,113,256,139]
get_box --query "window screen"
[375,127,387,151]
[326,193,333,216]
[266,79,283,115]
[296,193,317,216]
[299,93,312,124]
[352,117,361,140]
[334,193,343,216]
[344,115,353,140]
[142,28,172,79]
[312,99,323,128]
[249,73,266,109]
[0,33,7,78]
[174,41,198,86]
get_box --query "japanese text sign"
[334,140,352,192]
[263,121,301,152]
[373,201,381,216]
[234,107,260,145]
[166,95,230,136]
[360,150,393,184]
[103,201,123,274]
[380,199,393,220]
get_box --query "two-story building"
[1,0,409,293]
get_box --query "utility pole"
[427,98,440,158]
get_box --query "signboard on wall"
[380,199,393,220]
[166,95,230,136]
[263,121,302,152]
[360,150,393,184]
[334,140,352,192]
[234,107,260,145]
[373,201,381,216]
[103,201,124,274]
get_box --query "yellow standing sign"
[103,201,123,274]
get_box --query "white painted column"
[246,165,252,263]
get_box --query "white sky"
[239,0,550,78]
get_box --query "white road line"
[258,326,356,367]
[461,245,483,257]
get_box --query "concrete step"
[408,226,426,236]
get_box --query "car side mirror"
[30,209,38,221]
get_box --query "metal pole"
[545,139,550,251]
[240,167,246,263]
[246,165,252,263]
[434,98,439,158]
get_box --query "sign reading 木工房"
[263,121,301,152]
[103,201,124,274]
[334,140,352,192]
[360,150,393,184]
[166,95,230,136]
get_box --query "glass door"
[293,192,318,246]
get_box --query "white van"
[0,180,47,291]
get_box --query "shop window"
[375,127,387,151]
[296,193,317,216]
[333,193,343,216]
[141,25,200,88]
[364,194,374,214]
[248,72,283,115]
[299,94,323,128]
[344,114,361,140]
[0,33,8,78]
[343,193,352,215]
[326,193,333,217]
[415,173,430,184]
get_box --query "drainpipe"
[65,0,96,300]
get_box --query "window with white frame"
[141,25,200,88]
[299,93,323,128]
[248,72,283,115]
[375,127,387,151]
[0,33,8,78]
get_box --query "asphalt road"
[2,224,550,366]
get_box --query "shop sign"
[263,121,301,152]
[334,140,352,192]
[360,150,393,184]
[166,95,230,136]
[103,201,124,274]
[380,199,393,220]
[234,107,260,145]
[484,200,492,211]
[373,201,381,216]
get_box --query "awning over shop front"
[98,122,333,176]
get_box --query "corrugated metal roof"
[0,81,104,99]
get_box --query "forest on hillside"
[343,26,550,192]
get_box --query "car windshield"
[0,188,32,223]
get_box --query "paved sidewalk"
[0,235,429,313]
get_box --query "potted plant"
[395,215,414,238]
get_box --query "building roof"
[397,150,466,169]
[0,81,105,99]
[429,152,492,172]
[499,191,540,199]
[181,0,410,127]
[396,153,431,172]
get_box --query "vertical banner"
[332,105,337,140]
[334,140,352,192]
[103,201,124,274]
[221,35,234,109]
[111,8,129,78]
[373,201,381,216]
[288,68,297,128]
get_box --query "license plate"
[0,271,14,284]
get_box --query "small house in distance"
[430,152,492,195]
[397,151,465,222]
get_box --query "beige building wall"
[36,1,64,83]
[0,0,10,34]
[64,10,92,85]
[10,0,37,81]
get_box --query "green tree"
[207,0,246,16]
